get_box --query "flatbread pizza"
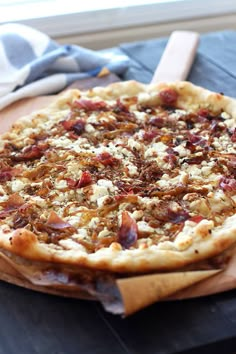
[0,81,235,298]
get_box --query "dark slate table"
[1,31,236,354]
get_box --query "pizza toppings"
[0,171,13,182]
[0,194,24,219]
[159,88,178,106]
[73,98,108,112]
[231,128,236,142]
[46,211,74,230]
[96,152,119,167]
[219,177,236,192]
[61,119,86,136]
[66,171,92,189]
[118,211,138,249]
[12,145,45,162]
[0,82,235,262]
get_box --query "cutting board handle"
[151,30,199,83]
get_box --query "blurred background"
[0,0,236,49]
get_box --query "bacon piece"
[73,99,108,111]
[12,145,44,162]
[189,215,204,223]
[0,171,13,182]
[185,133,208,153]
[149,117,165,128]
[117,211,138,249]
[163,153,178,168]
[61,119,85,135]
[231,128,236,142]
[77,171,92,188]
[159,88,178,106]
[67,171,92,189]
[115,181,136,195]
[183,154,206,165]
[113,99,130,114]
[71,120,85,135]
[187,133,202,144]
[142,129,159,141]
[227,157,236,177]
[219,177,236,192]
[61,120,76,131]
[32,211,76,242]
[139,161,163,182]
[197,108,210,118]
[46,211,74,230]
[96,152,119,167]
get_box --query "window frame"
[0,0,236,39]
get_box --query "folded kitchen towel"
[0,23,129,110]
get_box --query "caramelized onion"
[0,194,25,219]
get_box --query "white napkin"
[0,23,129,109]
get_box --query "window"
[1,0,236,46]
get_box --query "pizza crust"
[0,213,235,273]
[0,80,235,273]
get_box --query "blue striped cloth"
[0,23,129,110]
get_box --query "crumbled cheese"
[126,163,138,177]
[97,179,113,189]
[30,196,47,208]
[137,221,154,233]
[173,145,191,157]
[98,228,111,238]
[127,138,141,151]
[137,92,150,103]
[84,123,95,133]
[87,112,99,124]
[59,239,85,251]
[55,179,68,190]
[0,195,8,202]
[144,142,168,159]
[169,109,186,119]
[208,190,232,213]
[97,195,110,208]
[50,136,72,148]
[221,111,230,119]
[66,216,82,227]
[10,179,25,192]
[132,210,144,220]
[0,185,5,194]
[134,111,147,122]
[88,217,100,228]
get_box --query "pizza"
[0,81,235,293]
